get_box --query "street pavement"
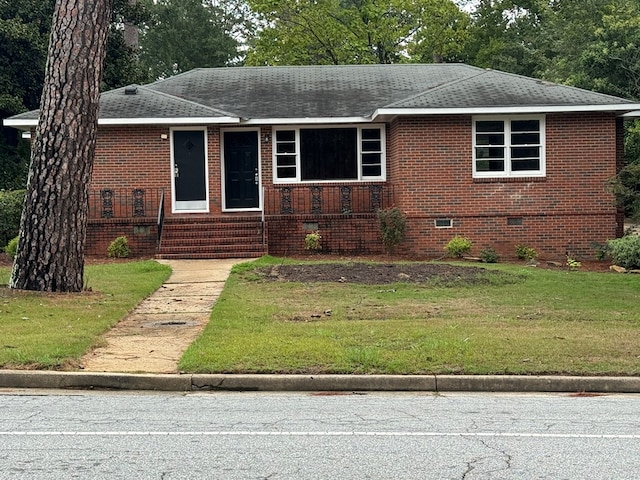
[1,390,639,479]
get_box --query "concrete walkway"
[80,259,248,374]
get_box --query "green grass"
[179,257,640,375]
[0,261,171,369]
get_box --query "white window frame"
[472,115,546,178]
[272,124,386,183]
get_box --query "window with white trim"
[473,116,545,178]
[274,125,385,182]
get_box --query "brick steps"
[156,217,266,259]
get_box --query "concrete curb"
[1,371,640,393]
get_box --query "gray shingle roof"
[149,64,475,118]
[5,64,638,126]
[100,85,237,119]
[384,68,629,109]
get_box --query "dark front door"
[224,131,259,209]
[173,129,208,211]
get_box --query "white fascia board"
[241,116,372,125]
[622,110,640,117]
[3,117,242,128]
[2,119,36,128]
[99,117,241,125]
[373,104,640,119]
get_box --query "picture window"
[274,125,385,183]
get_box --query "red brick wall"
[87,218,158,258]
[267,214,384,256]
[386,113,621,259]
[89,114,623,260]
[92,125,225,216]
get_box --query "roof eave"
[241,116,372,125]
[3,116,243,129]
[2,118,36,130]
[373,104,640,120]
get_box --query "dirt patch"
[259,262,521,285]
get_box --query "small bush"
[0,189,25,248]
[566,257,582,269]
[445,236,472,257]
[304,231,322,251]
[607,235,640,269]
[480,247,499,263]
[515,244,538,261]
[4,235,19,259]
[377,207,406,253]
[107,236,130,258]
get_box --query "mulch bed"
[260,262,520,285]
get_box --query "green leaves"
[246,0,470,65]
[138,0,238,78]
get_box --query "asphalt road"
[0,390,639,479]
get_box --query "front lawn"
[0,261,171,369]
[179,256,640,375]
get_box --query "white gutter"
[2,119,37,128]
[3,116,242,128]
[99,117,242,125]
[6,105,640,130]
[240,116,371,125]
[372,104,640,119]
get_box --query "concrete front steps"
[156,216,267,259]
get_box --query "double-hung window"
[274,125,385,183]
[473,116,545,178]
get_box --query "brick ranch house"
[5,64,640,260]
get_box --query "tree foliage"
[0,0,152,190]
[0,0,55,190]
[465,0,640,100]
[138,0,239,78]
[245,0,470,65]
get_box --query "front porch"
[86,184,394,259]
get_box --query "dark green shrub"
[607,235,640,269]
[377,207,406,253]
[0,189,25,248]
[445,236,472,257]
[107,236,130,258]
[591,242,609,261]
[610,162,640,221]
[4,235,19,259]
[480,247,499,263]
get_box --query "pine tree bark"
[10,0,114,292]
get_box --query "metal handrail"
[157,189,165,249]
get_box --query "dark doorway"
[173,129,207,211]
[224,131,259,209]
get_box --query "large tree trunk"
[10,0,114,292]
